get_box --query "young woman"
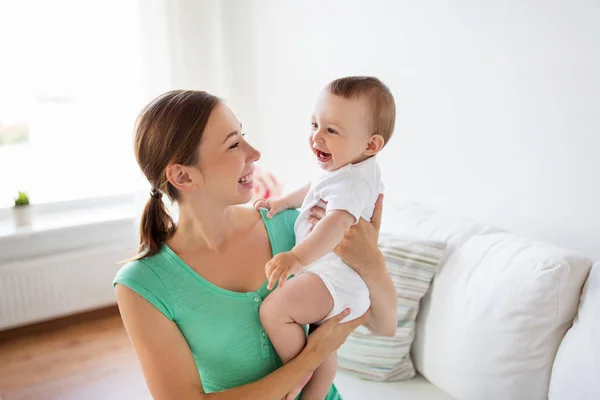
[114,90,397,399]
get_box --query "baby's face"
[310,91,373,172]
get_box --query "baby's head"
[310,76,395,171]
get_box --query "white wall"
[210,0,600,259]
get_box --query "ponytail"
[132,189,175,260]
[131,90,221,261]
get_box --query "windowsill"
[0,194,139,263]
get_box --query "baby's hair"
[325,76,396,146]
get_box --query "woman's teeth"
[238,173,253,184]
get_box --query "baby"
[255,76,395,400]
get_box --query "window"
[0,1,147,208]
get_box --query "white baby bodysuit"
[295,156,384,323]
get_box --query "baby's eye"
[327,127,337,134]
[311,122,318,129]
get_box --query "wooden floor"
[0,307,151,400]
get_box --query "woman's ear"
[365,134,385,156]
[166,164,197,192]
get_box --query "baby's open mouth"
[315,150,332,163]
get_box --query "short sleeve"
[321,174,373,223]
[113,259,175,321]
[261,208,299,254]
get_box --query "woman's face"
[194,102,261,206]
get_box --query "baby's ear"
[365,134,385,156]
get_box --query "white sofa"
[334,203,598,400]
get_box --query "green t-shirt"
[114,209,341,399]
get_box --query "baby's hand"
[266,251,303,290]
[253,197,289,218]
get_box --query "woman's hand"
[308,194,385,273]
[304,308,370,358]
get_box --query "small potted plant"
[13,191,32,227]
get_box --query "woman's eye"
[228,133,246,149]
[327,127,336,134]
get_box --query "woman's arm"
[116,284,367,400]
[308,195,398,337]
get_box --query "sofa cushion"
[387,204,594,400]
[334,371,454,400]
[410,230,592,400]
[549,262,600,400]
[382,203,501,247]
[337,236,447,381]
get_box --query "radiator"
[0,244,135,330]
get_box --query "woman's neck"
[170,199,236,252]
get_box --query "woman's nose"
[247,143,261,162]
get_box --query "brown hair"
[326,76,396,145]
[132,90,221,260]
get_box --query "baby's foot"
[285,371,313,400]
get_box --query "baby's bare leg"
[260,273,333,362]
[260,273,334,399]
[301,351,338,400]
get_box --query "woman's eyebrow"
[222,123,243,144]
[222,131,239,144]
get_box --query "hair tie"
[150,188,162,199]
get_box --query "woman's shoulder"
[257,207,298,231]
[113,249,176,320]
[258,207,299,254]
[114,250,169,284]
[271,208,300,228]
[234,205,299,231]
[231,205,299,253]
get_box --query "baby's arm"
[292,210,355,267]
[283,183,311,209]
[265,210,355,290]
[254,183,310,218]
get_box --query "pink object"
[252,166,282,200]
